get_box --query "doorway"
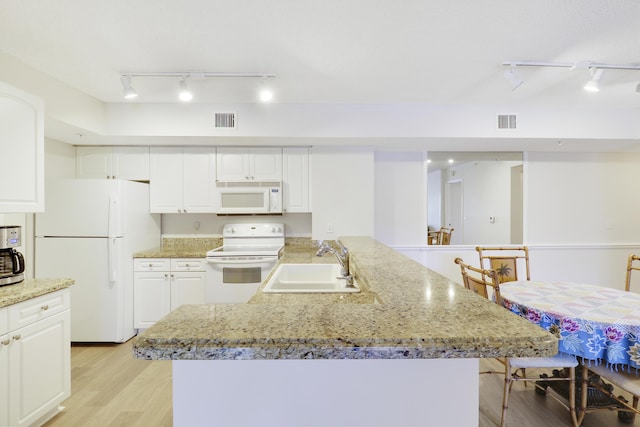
[444,180,463,245]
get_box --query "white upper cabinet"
[149,147,216,213]
[0,81,44,212]
[283,147,310,213]
[217,147,282,182]
[76,146,150,181]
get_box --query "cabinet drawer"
[8,288,70,331]
[171,258,205,272]
[134,258,170,271]
[0,307,7,335]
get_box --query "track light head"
[258,77,274,102]
[119,71,276,101]
[120,75,138,99]
[503,65,524,91]
[178,77,193,102]
[584,68,604,92]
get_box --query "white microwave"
[216,182,283,214]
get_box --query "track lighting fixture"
[120,75,138,99]
[503,65,524,91]
[502,60,640,93]
[258,76,274,102]
[178,77,193,102]
[118,71,276,101]
[583,68,604,92]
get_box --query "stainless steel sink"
[262,263,360,293]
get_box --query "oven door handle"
[206,257,278,265]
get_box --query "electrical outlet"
[326,222,334,233]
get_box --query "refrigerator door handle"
[108,193,121,238]
[108,237,117,283]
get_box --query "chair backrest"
[427,229,440,245]
[476,246,530,283]
[439,227,454,245]
[625,254,640,292]
[454,257,501,304]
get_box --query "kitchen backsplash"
[161,237,221,249]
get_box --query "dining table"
[500,280,640,369]
[500,280,640,422]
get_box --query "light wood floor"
[43,341,172,427]
[44,343,633,427]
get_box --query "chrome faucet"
[316,240,355,287]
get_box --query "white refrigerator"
[35,179,161,342]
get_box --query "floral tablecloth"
[500,281,640,369]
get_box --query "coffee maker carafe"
[0,226,25,286]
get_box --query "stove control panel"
[223,223,285,238]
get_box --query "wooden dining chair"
[427,228,440,245]
[476,246,530,283]
[439,227,454,245]
[454,257,501,303]
[454,258,580,427]
[580,254,640,423]
[580,364,639,423]
[625,254,640,292]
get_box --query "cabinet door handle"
[12,335,21,341]
[1,339,9,345]
[164,273,169,278]
[41,304,49,311]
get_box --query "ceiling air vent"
[214,112,237,129]
[497,114,517,130]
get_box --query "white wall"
[44,138,76,179]
[311,146,374,241]
[0,51,105,134]
[526,152,640,244]
[374,151,427,246]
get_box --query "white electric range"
[205,223,284,303]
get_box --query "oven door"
[205,256,278,303]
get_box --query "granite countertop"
[133,236,558,361]
[133,237,221,258]
[0,278,75,308]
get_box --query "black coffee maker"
[0,225,25,286]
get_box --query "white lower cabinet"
[1,288,71,427]
[134,258,206,328]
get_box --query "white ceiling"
[2,0,640,108]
